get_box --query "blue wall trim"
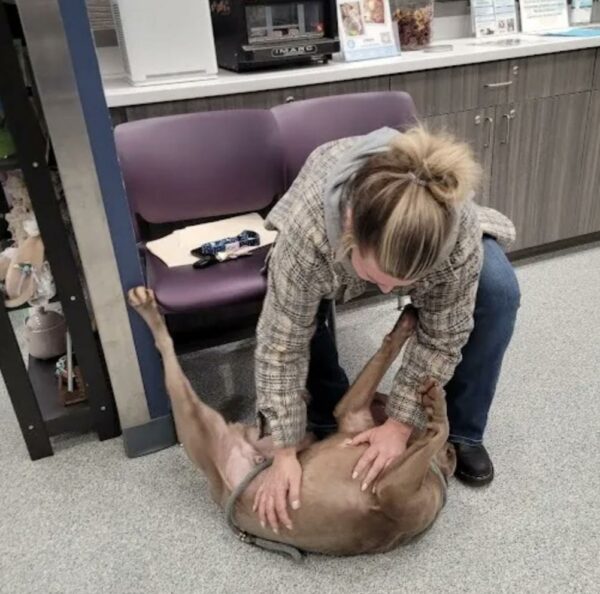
[57,0,169,418]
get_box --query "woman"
[253,126,520,532]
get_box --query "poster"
[519,0,569,33]
[337,0,400,62]
[471,0,517,37]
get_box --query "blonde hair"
[342,126,481,280]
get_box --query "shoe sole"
[454,468,494,487]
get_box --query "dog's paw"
[420,379,446,419]
[128,286,156,310]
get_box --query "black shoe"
[453,443,494,486]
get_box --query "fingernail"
[292,500,300,510]
[260,521,265,529]
[352,472,358,480]
[286,524,293,531]
[273,527,279,534]
[372,487,376,494]
[361,482,368,492]
[344,439,352,445]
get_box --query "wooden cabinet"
[579,90,600,235]
[402,51,598,251]
[124,89,281,121]
[508,50,595,102]
[424,106,496,204]
[391,60,513,117]
[391,51,596,121]
[426,91,594,251]
[490,92,591,250]
[594,49,600,89]
[123,77,390,121]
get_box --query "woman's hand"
[252,447,302,534]
[348,418,412,491]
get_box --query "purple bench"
[114,92,417,337]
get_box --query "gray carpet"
[1,244,599,594]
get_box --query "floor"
[1,244,599,594]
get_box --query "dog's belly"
[235,435,411,556]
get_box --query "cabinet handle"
[285,95,296,103]
[484,81,513,89]
[483,116,493,149]
[500,109,516,145]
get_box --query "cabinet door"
[425,107,496,205]
[579,90,600,235]
[509,50,595,102]
[392,61,512,118]
[490,92,591,251]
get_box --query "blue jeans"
[306,236,521,444]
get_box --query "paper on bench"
[145,213,278,268]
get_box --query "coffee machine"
[210,0,339,72]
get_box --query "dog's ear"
[434,442,457,479]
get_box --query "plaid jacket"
[255,137,516,447]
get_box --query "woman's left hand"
[348,418,412,491]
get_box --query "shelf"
[27,355,93,437]
[4,294,60,313]
[0,155,19,171]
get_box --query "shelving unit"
[0,5,119,460]
[0,156,19,171]
[27,356,94,436]
[0,157,15,240]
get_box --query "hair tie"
[407,171,427,187]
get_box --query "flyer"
[336,0,400,62]
[519,0,569,33]
[570,0,593,25]
[471,0,518,37]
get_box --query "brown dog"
[128,287,456,557]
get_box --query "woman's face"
[350,248,413,294]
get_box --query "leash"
[225,458,304,563]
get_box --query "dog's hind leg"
[128,287,252,501]
[334,308,417,434]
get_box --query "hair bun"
[391,127,481,207]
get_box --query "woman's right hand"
[252,446,302,534]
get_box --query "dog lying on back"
[129,287,456,556]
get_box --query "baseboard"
[122,414,177,458]
[509,232,600,262]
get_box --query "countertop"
[99,33,600,108]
